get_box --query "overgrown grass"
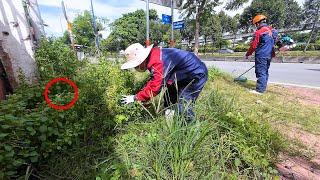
[3,41,318,179]
[208,75,320,135]
[96,69,282,179]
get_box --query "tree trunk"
[304,5,320,52]
[211,37,215,54]
[194,16,200,55]
[233,32,236,48]
[204,37,206,54]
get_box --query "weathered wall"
[0,0,42,88]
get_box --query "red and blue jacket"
[135,48,207,102]
[246,24,278,59]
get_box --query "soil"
[282,85,320,106]
[272,85,320,179]
[276,124,320,180]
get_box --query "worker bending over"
[120,43,208,121]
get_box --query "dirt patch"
[277,153,320,180]
[276,124,320,179]
[281,86,320,106]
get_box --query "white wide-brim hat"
[121,43,154,70]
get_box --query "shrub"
[35,38,82,81]
[234,44,250,52]
[1,40,146,178]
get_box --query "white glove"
[121,95,135,105]
[165,109,175,120]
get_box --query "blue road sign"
[162,14,172,24]
[173,20,185,29]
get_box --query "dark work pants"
[255,57,271,93]
[164,73,207,122]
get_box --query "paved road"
[204,61,320,88]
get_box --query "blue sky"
[38,0,305,37]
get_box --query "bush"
[291,43,320,51]
[234,44,250,52]
[0,39,146,178]
[198,45,217,54]
[35,38,82,81]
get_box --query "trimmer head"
[234,76,248,82]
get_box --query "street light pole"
[170,0,174,47]
[90,0,100,50]
[146,0,150,46]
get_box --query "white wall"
[0,0,42,85]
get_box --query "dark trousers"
[164,73,207,121]
[255,57,271,93]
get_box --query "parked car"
[218,48,234,54]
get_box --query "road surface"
[204,61,320,88]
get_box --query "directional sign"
[162,14,172,24]
[173,20,185,29]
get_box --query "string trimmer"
[233,65,255,82]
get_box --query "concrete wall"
[0,0,42,88]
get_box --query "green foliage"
[72,10,104,47]
[35,38,81,80]
[239,0,302,30]
[180,18,196,44]
[290,43,320,51]
[180,0,221,53]
[234,43,250,52]
[1,38,146,178]
[283,0,303,28]
[0,85,78,178]
[97,80,281,179]
[102,9,159,52]
[225,0,250,10]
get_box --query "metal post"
[170,0,174,47]
[33,0,46,37]
[90,0,99,50]
[146,0,150,46]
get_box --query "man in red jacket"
[120,43,208,121]
[246,14,278,94]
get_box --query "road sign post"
[146,0,150,46]
[170,0,174,47]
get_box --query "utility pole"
[146,0,150,46]
[170,0,174,47]
[90,0,100,50]
[33,0,46,37]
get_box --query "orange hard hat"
[252,14,267,24]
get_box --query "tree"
[102,10,155,51]
[71,10,104,48]
[218,11,232,33]
[303,0,320,52]
[230,14,240,47]
[225,0,250,10]
[59,31,71,45]
[209,14,223,49]
[231,0,301,31]
[102,9,174,52]
[239,0,286,30]
[179,0,221,55]
[200,15,212,53]
[284,0,303,28]
[180,18,195,48]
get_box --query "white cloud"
[42,11,65,36]
[39,0,182,37]
[39,0,305,37]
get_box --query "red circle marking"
[44,77,79,110]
